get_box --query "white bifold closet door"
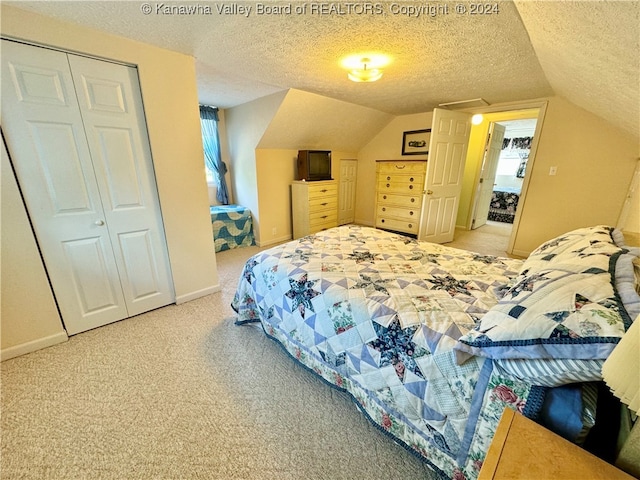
[1,40,174,335]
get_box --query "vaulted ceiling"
[7,1,639,140]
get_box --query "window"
[199,105,229,204]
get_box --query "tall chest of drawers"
[291,180,338,239]
[374,160,427,236]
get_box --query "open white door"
[418,108,472,243]
[617,159,640,232]
[472,123,506,229]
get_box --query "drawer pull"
[409,185,414,190]
[408,224,413,228]
[382,207,386,212]
[321,202,328,206]
[321,215,328,219]
[395,165,406,169]
[387,176,391,181]
[411,198,415,203]
[381,219,385,223]
[386,183,390,188]
[383,195,387,199]
[321,189,328,193]
[410,177,414,182]
[409,211,414,216]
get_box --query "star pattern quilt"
[232,225,547,479]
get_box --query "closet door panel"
[28,121,94,214]
[117,230,164,301]
[1,40,128,334]
[63,237,125,315]
[94,126,144,209]
[68,55,175,315]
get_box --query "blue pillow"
[539,383,597,445]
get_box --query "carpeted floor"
[1,224,513,479]
[1,243,445,480]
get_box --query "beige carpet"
[1,244,443,480]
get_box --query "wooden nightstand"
[479,408,635,480]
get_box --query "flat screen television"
[297,150,332,181]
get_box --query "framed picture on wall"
[402,129,431,155]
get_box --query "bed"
[210,204,255,253]
[232,224,640,479]
[488,188,520,224]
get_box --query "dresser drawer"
[378,173,425,185]
[309,196,337,210]
[308,183,338,199]
[291,180,338,240]
[377,192,422,207]
[309,218,337,234]
[309,209,337,224]
[377,161,427,175]
[375,216,419,234]
[377,179,423,195]
[376,204,420,221]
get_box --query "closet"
[1,40,174,335]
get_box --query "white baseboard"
[1,331,68,361]
[175,285,220,305]
[257,234,291,248]
[511,248,531,259]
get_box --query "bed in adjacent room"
[232,224,639,480]
[488,187,520,224]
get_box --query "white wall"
[1,139,68,359]
[252,148,358,246]
[356,113,433,226]
[354,99,637,256]
[512,96,639,254]
[224,92,288,244]
[225,89,389,245]
[255,148,298,245]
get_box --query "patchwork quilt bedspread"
[232,225,545,479]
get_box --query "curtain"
[199,105,229,205]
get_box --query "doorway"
[458,105,545,256]
[472,118,537,230]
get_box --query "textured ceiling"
[6,1,639,139]
[515,0,640,140]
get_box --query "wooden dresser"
[374,160,427,236]
[291,180,338,239]
[479,408,634,480]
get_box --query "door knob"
[95,220,105,226]
[427,190,434,195]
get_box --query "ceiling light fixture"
[348,58,383,83]
[342,54,390,83]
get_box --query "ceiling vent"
[438,98,489,109]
